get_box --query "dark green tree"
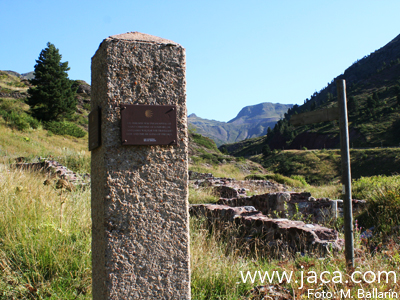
[27,42,77,121]
[262,144,272,157]
[326,92,333,102]
[367,96,376,109]
[372,92,379,105]
[347,96,358,114]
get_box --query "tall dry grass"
[0,118,89,167]
[0,164,91,299]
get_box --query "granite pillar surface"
[91,32,190,299]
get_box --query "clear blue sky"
[1,1,400,122]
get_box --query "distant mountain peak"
[4,70,34,80]
[188,102,294,146]
[228,102,293,124]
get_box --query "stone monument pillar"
[90,32,190,299]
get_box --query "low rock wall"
[218,192,367,222]
[12,159,90,187]
[0,92,27,99]
[190,204,343,254]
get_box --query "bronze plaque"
[121,104,177,145]
[89,107,101,151]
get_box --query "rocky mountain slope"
[188,102,293,146]
[4,70,34,80]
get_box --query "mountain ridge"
[4,70,34,80]
[188,102,293,146]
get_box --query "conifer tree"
[347,96,358,114]
[262,144,272,157]
[27,42,77,121]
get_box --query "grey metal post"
[336,79,354,268]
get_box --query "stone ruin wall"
[217,192,366,222]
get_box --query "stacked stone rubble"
[13,159,90,187]
[218,192,367,222]
[190,204,343,253]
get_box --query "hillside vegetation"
[248,148,400,185]
[188,130,266,180]
[221,33,400,158]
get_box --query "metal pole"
[336,79,354,269]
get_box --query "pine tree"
[367,96,376,109]
[347,96,358,114]
[27,42,77,121]
[262,144,272,157]
[372,92,380,106]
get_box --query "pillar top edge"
[107,31,180,46]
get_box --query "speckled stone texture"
[91,32,190,299]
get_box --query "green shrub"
[192,133,219,152]
[262,145,272,157]
[191,156,204,165]
[58,153,91,174]
[44,121,86,138]
[290,175,308,186]
[244,174,266,180]
[11,113,31,131]
[0,108,7,118]
[244,173,307,187]
[1,111,30,131]
[0,98,40,131]
[0,87,12,93]
[27,115,40,129]
[264,174,306,187]
[6,81,26,88]
[353,175,400,233]
[0,98,25,113]
[199,153,226,165]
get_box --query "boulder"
[213,185,239,198]
[77,84,91,95]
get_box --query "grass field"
[1,158,400,298]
